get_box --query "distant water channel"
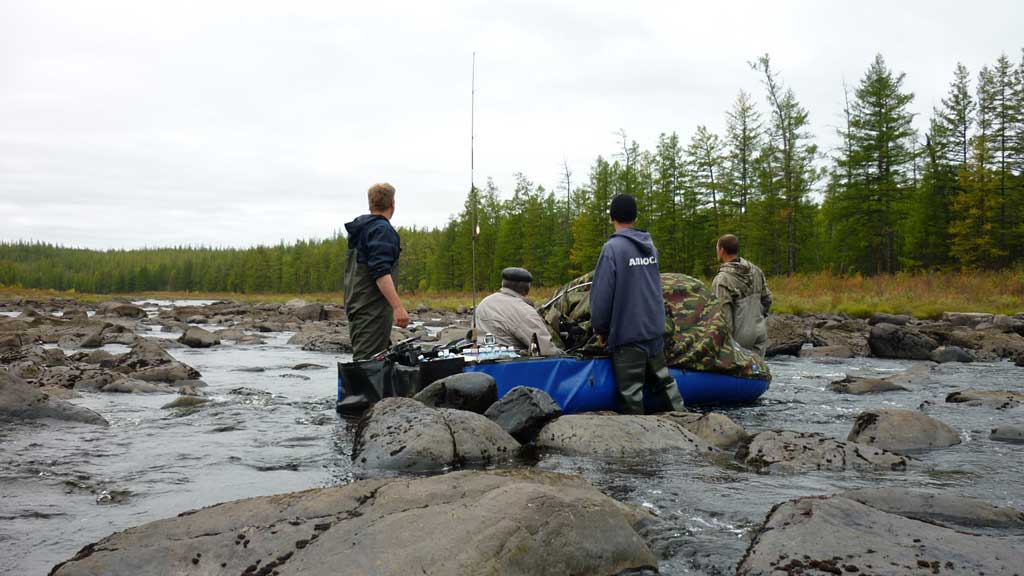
[1,301,1023,575]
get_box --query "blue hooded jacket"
[344,214,401,280]
[590,227,665,353]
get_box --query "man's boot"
[611,346,647,415]
[648,351,686,412]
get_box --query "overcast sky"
[2,0,1022,249]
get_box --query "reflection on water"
[1,327,1023,574]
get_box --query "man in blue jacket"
[343,183,409,360]
[590,194,685,414]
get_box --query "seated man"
[474,267,562,356]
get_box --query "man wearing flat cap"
[590,193,685,414]
[474,267,562,356]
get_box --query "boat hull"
[464,357,769,413]
[337,356,770,415]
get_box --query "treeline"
[2,50,1023,295]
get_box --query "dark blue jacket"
[345,214,401,280]
[590,227,665,353]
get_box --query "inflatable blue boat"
[336,355,770,414]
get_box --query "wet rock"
[536,414,719,458]
[483,386,562,443]
[658,411,749,449]
[50,469,656,576]
[922,323,1024,362]
[298,331,352,353]
[292,303,326,322]
[799,345,854,359]
[161,395,211,409]
[990,426,1024,444]
[737,494,1024,576]
[352,397,519,472]
[828,365,930,395]
[96,302,147,319]
[280,373,310,381]
[214,327,248,341]
[75,349,118,366]
[413,372,497,414]
[766,315,808,357]
[946,389,1024,410]
[291,363,327,371]
[177,326,220,348]
[735,430,908,472]
[943,311,994,328]
[847,408,960,453]
[829,375,909,394]
[102,379,169,394]
[0,332,26,350]
[0,370,108,425]
[868,323,937,360]
[114,340,201,382]
[930,344,974,363]
[842,488,1024,529]
[868,312,912,326]
[184,315,207,324]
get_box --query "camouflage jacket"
[710,258,771,356]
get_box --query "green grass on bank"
[2,270,1022,318]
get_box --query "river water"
[2,303,1023,575]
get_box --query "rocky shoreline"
[1,295,1022,575]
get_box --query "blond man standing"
[343,183,409,360]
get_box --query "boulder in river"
[413,372,497,414]
[868,312,912,326]
[658,411,749,449]
[351,397,519,472]
[868,323,938,360]
[841,487,1024,529]
[114,339,201,382]
[96,302,147,319]
[799,344,854,359]
[990,426,1024,444]
[946,389,1024,410]
[930,345,974,363]
[0,370,108,425]
[737,493,1024,576]
[829,375,909,394]
[177,326,220,348]
[735,430,908,472]
[847,408,960,453]
[50,469,657,576]
[536,414,719,458]
[483,385,562,443]
[298,331,352,353]
[766,315,808,357]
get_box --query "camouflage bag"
[543,272,770,380]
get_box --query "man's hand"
[393,305,410,328]
[595,334,606,347]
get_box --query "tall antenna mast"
[470,52,479,336]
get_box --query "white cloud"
[1,0,1021,248]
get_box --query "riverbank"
[4,270,1021,317]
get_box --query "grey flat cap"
[501,267,533,283]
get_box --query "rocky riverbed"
[1,296,1023,575]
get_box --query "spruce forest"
[3,52,1024,295]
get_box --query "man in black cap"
[590,193,685,414]
[474,267,562,356]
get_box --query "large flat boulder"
[868,323,938,360]
[847,409,960,453]
[841,488,1024,529]
[51,469,657,576]
[536,414,719,458]
[947,389,1024,410]
[114,340,201,382]
[178,326,220,348]
[0,370,107,425]
[658,411,749,449]
[736,430,908,473]
[351,397,519,472]
[737,494,1024,575]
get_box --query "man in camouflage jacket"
[710,234,771,357]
